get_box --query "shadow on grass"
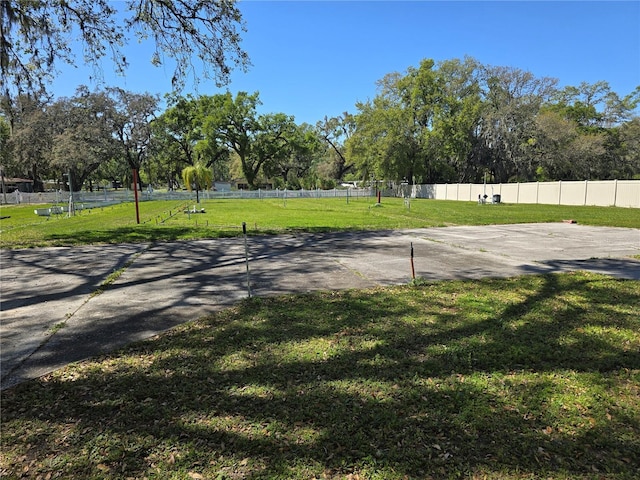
[41,225,243,246]
[1,273,639,479]
[43,224,387,245]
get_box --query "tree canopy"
[346,58,639,184]
[182,162,212,203]
[0,56,638,193]
[0,0,249,96]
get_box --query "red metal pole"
[133,168,140,224]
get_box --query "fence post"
[558,180,562,205]
[613,179,618,207]
[584,180,588,206]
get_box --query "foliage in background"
[347,59,640,185]
[1,58,638,194]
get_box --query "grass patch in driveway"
[1,271,639,479]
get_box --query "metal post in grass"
[410,242,416,280]
[132,169,140,224]
[242,222,252,298]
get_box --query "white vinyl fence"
[408,180,640,208]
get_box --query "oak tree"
[1,0,249,95]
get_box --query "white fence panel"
[558,181,586,206]
[462,183,474,201]
[585,181,614,206]
[434,184,447,200]
[412,180,639,208]
[517,183,538,204]
[615,180,640,208]
[498,183,519,203]
[535,182,561,205]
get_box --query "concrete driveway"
[1,223,639,390]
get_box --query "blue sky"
[50,1,640,125]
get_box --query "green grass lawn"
[1,197,638,248]
[1,272,639,479]
[1,198,639,478]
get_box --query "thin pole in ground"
[132,169,140,224]
[242,222,252,298]
[410,242,416,280]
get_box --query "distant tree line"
[1,57,638,192]
[347,58,640,184]
[1,87,158,192]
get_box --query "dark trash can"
[492,194,501,204]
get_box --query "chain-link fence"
[1,187,379,207]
